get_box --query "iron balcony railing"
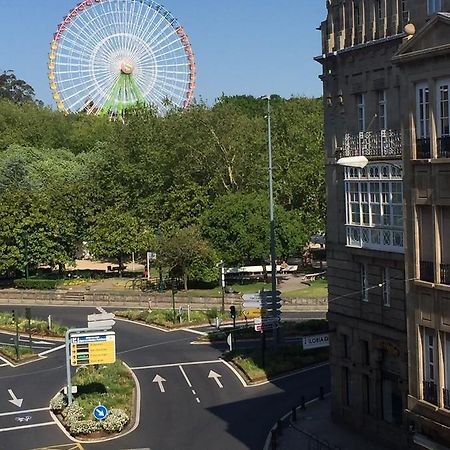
[342,130,402,158]
[423,380,438,405]
[441,264,450,285]
[416,138,431,159]
[420,260,434,283]
[437,137,450,158]
[444,388,450,410]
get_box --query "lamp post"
[262,95,279,344]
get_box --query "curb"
[263,392,331,450]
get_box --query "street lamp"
[262,95,279,343]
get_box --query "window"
[343,334,349,359]
[427,0,442,15]
[354,1,362,27]
[357,93,366,131]
[378,90,387,129]
[438,80,450,137]
[344,165,403,253]
[361,263,369,302]
[444,333,450,409]
[361,340,370,365]
[416,83,430,139]
[376,0,383,20]
[423,328,438,405]
[363,374,371,414]
[343,367,351,406]
[382,267,390,306]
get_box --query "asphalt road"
[0,305,330,450]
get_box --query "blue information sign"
[93,405,109,420]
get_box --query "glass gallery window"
[344,164,403,253]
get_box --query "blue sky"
[1,1,326,107]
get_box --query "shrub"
[69,419,101,435]
[62,401,83,421]
[101,408,129,433]
[14,278,60,290]
[50,392,67,412]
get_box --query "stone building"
[317,1,450,448]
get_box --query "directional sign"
[88,313,115,330]
[153,374,166,392]
[208,370,223,388]
[88,319,115,329]
[254,316,281,325]
[242,293,264,302]
[70,331,116,366]
[242,301,266,308]
[8,389,23,408]
[88,312,115,322]
[93,405,108,420]
[242,307,267,318]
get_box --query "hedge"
[14,278,61,290]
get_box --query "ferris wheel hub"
[120,60,135,75]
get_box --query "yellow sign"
[70,331,116,366]
[243,307,267,318]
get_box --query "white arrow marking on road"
[152,374,166,393]
[8,389,23,408]
[208,370,223,388]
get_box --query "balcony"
[441,264,450,285]
[416,138,431,159]
[423,380,438,405]
[420,260,434,283]
[444,388,450,410]
[437,137,450,158]
[342,130,402,158]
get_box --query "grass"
[202,319,328,343]
[71,360,134,416]
[227,345,329,381]
[282,279,328,298]
[0,345,35,361]
[0,312,66,337]
[115,308,225,328]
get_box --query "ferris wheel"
[48,0,196,116]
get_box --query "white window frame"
[361,263,369,302]
[382,267,390,306]
[344,164,404,253]
[437,79,450,138]
[427,0,442,15]
[378,90,387,130]
[416,83,430,139]
[357,93,366,132]
[423,328,436,383]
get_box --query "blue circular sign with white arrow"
[93,405,108,420]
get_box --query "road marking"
[38,344,65,356]
[0,421,55,432]
[32,444,84,449]
[152,374,166,393]
[0,406,49,417]
[8,389,23,408]
[181,328,207,336]
[196,398,200,403]
[131,359,220,370]
[0,355,13,367]
[208,370,223,388]
[179,366,192,388]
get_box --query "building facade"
[318,1,450,449]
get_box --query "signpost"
[65,313,117,404]
[70,331,116,366]
[93,405,109,420]
[302,333,329,350]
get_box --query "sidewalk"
[267,396,390,450]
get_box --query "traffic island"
[50,360,137,440]
[224,345,329,384]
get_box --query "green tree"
[157,226,217,290]
[0,70,40,104]
[86,207,152,273]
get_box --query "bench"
[302,271,326,282]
